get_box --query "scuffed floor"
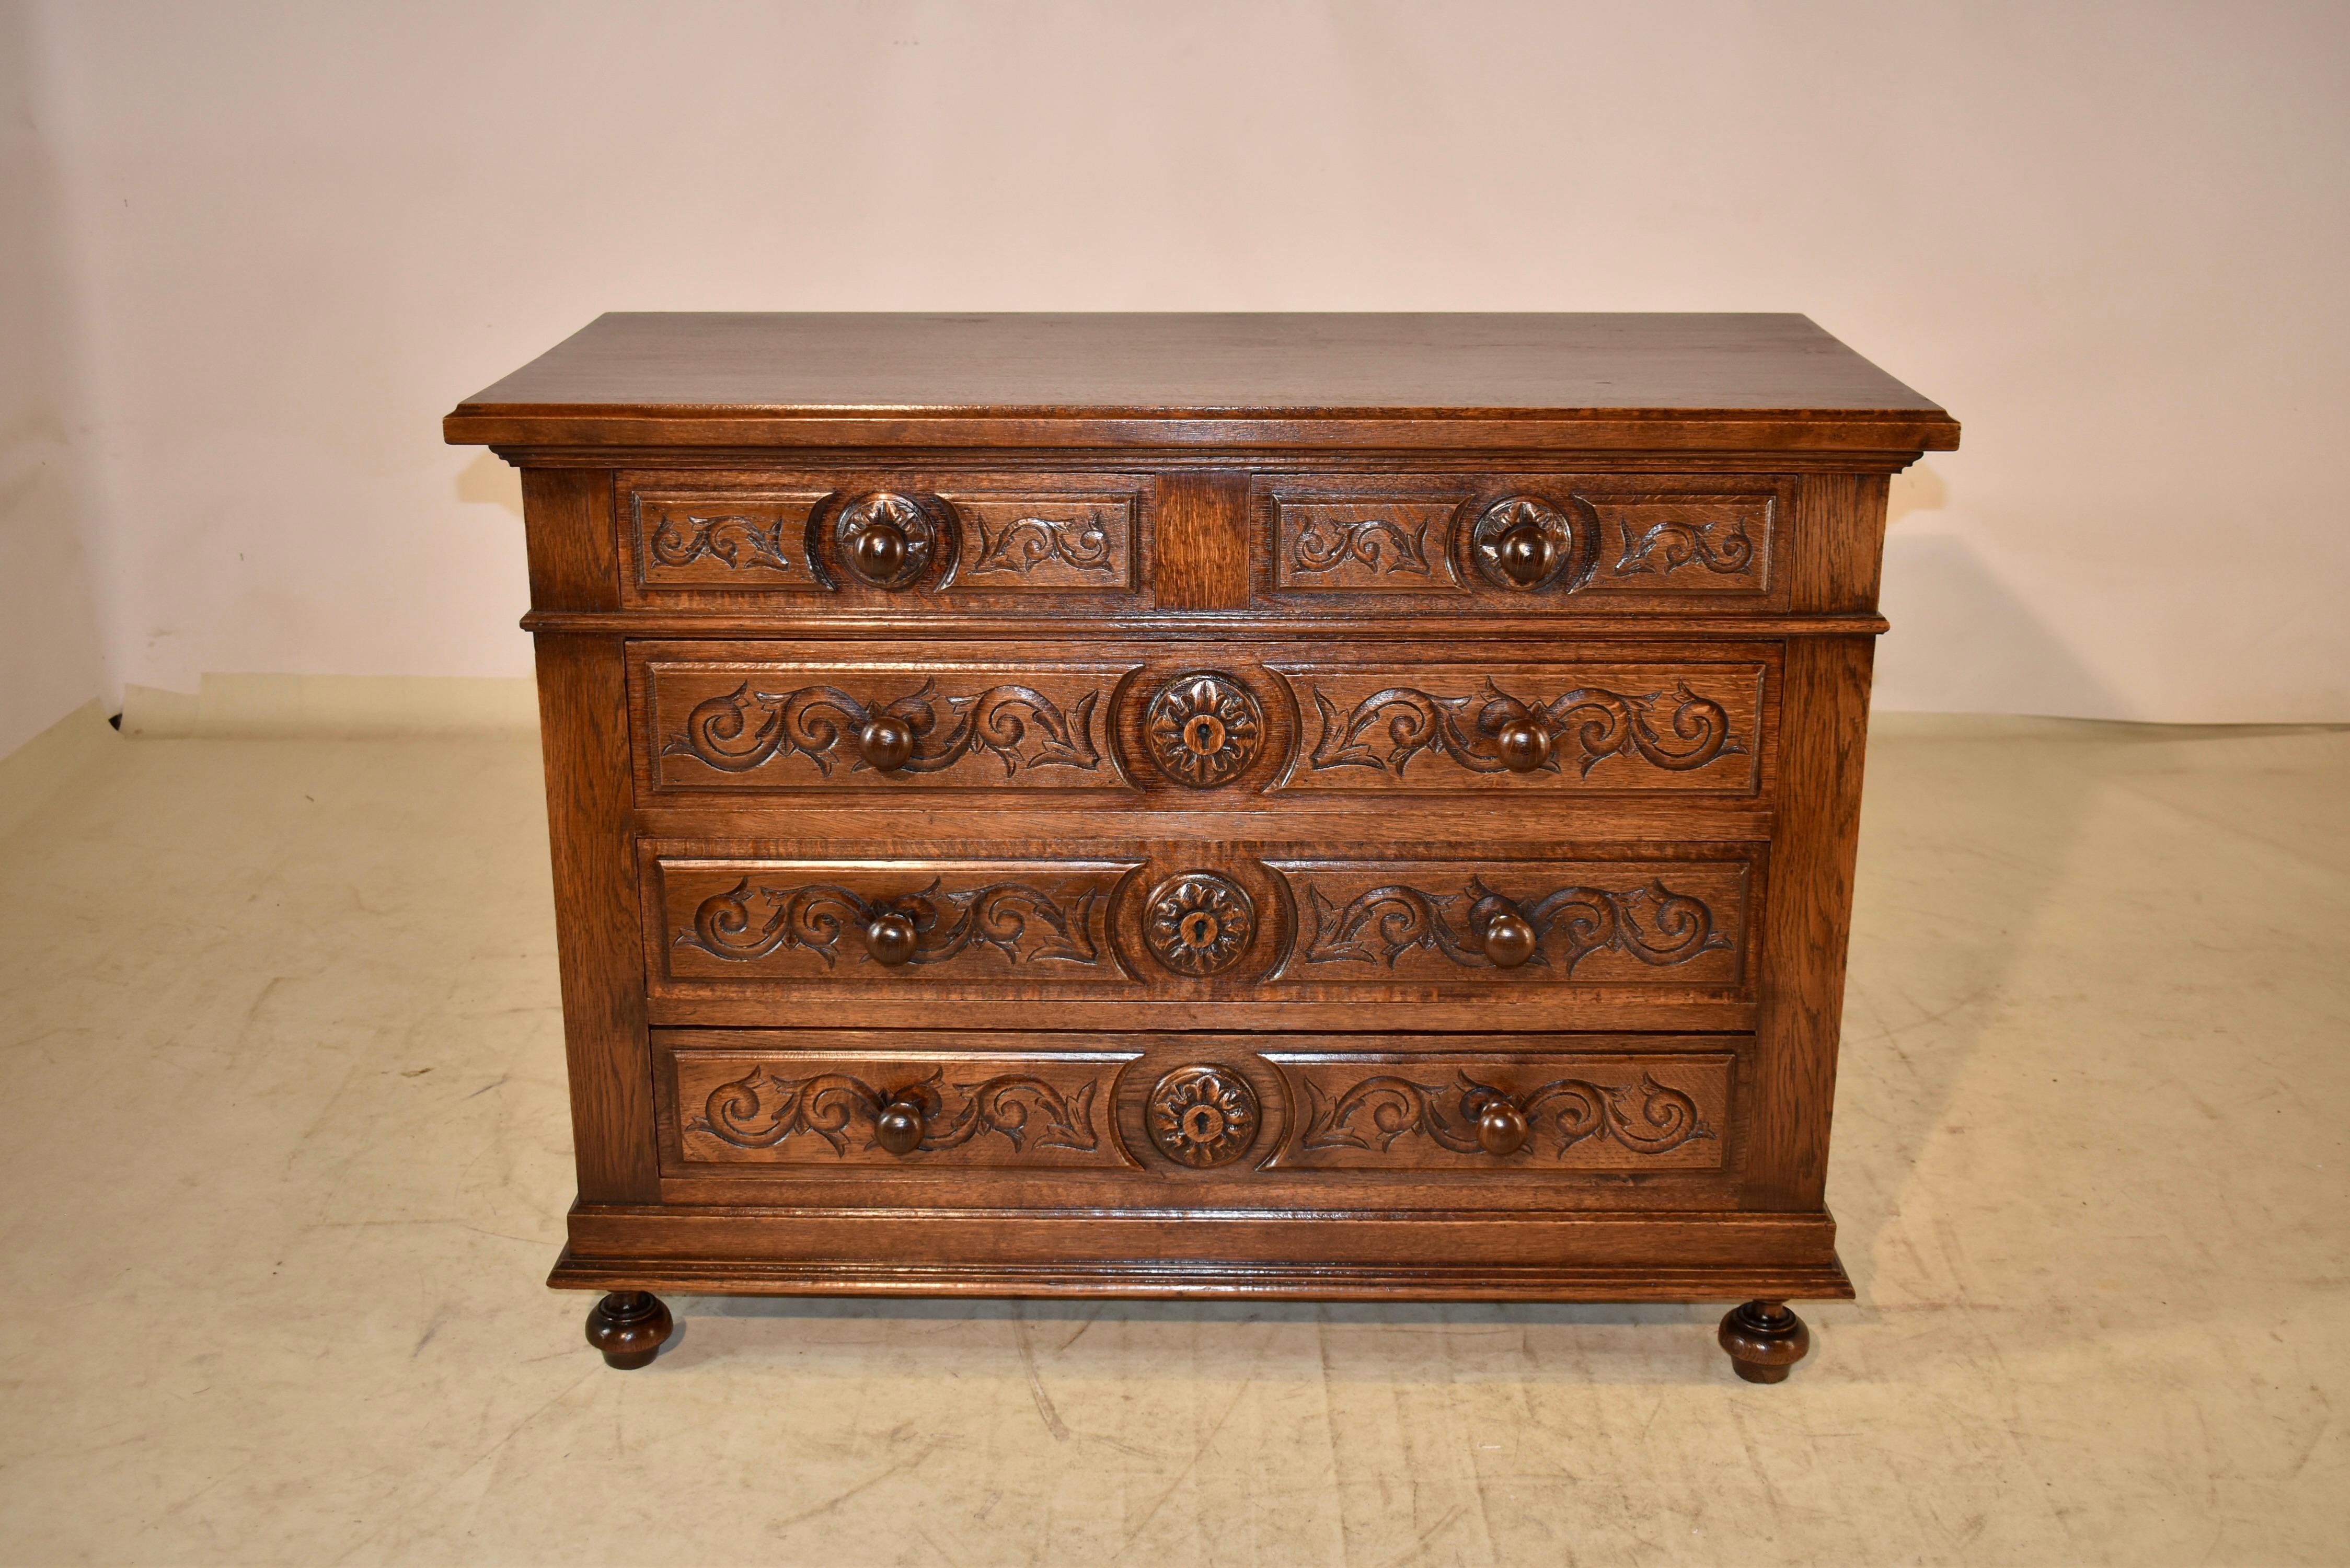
[0,718,2343,1565]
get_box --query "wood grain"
[1152,470,1252,609]
[450,313,1949,1369]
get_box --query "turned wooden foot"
[1718,1299,1810,1383]
[585,1290,673,1369]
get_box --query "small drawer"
[1258,473,1789,613]
[629,638,1775,800]
[617,468,1149,610]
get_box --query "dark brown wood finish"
[451,313,1955,1381]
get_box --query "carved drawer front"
[618,469,1146,609]
[633,643,1138,794]
[1270,655,1767,797]
[661,1042,1139,1170]
[646,844,1756,1011]
[1263,1049,1732,1173]
[1261,475,1785,612]
[1269,855,1753,993]
[652,856,1138,990]
[633,639,1769,800]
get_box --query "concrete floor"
[0,717,2344,1566]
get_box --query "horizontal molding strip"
[521,610,1891,639]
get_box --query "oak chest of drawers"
[444,313,1959,1380]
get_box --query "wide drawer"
[640,839,1761,1031]
[618,468,1150,610]
[629,638,1776,800]
[653,1029,1746,1207]
[1256,472,1791,613]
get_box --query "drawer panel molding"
[1260,476,1784,612]
[667,862,1135,981]
[658,671,1112,783]
[1266,1051,1730,1172]
[671,1049,1139,1169]
[1271,861,1748,986]
[1281,666,1757,790]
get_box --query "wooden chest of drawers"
[444,313,1959,1380]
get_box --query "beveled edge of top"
[444,313,1960,454]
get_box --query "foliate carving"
[1469,495,1586,593]
[694,1066,1100,1156]
[1142,672,1264,788]
[647,512,795,572]
[1299,877,1732,975]
[663,679,1100,778]
[967,511,1116,577]
[1292,516,1433,579]
[1147,1065,1261,1167]
[1307,678,1741,778]
[1610,514,1755,578]
[1143,872,1255,977]
[1299,1071,1713,1160]
[677,877,1103,969]
[834,491,954,588]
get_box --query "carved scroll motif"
[1306,678,1741,779]
[1292,516,1434,579]
[966,512,1118,577]
[662,679,1101,778]
[1297,877,1732,975]
[676,877,1104,970]
[692,1066,1101,1156]
[1298,1071,1713,1160]
[1609,514,1756,578]
[647,512,795,572]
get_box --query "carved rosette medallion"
[1143,871,1255,976]
[1469,495,1585,593]
[833,491,955,588]
[1142,672,1264,788]
[1147,1065,1261,1168]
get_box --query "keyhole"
[1178,911,1220,949]
[1181,1104,1226,1144]
[1181,714,1227,755]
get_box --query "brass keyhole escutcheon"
[1147,1065,1260,1168]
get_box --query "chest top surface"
[444,313,1958,453]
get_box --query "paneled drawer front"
[619,469,1147,609]
[1259,474,1788,613]
[1262,1049,1731,1173]
[635,644,1138,794]
[664,1045,1139,1170]
[632,639,1773,800]
[644,843,1758,1005]
[652,1030,1741,1197]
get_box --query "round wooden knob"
[858,716,915,773]
[850,521,908,581]
[1482,910,1537,969]
[1494,718,1550,772]
[1476,1100,1530,1157]
[874,1097,925,1156]
[1493,524,1552,586]
[865,911,918,966]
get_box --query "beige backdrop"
[5,0,2347,757]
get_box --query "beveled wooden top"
[445,313,1957,454]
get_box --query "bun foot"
[1718,1299,1810,1383]
[585,1290,673,1369]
